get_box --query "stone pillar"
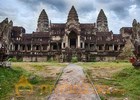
[61,42,63,49]
[30,44,33,55]
[78,35,80,48]
[66,35,68,47]
[112,44,114,51]
[18,44,20,51]
[118,45,120,51]
[48,44,50,51]
[25,45,27,51]
[88,44,90,49]
[103,44,105,51]
[83,42,85,49]
[31,44,33,51]
[12,44,14,51]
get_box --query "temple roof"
[38,9,48,23]
[97,9,107,21]
[32,32,50,37]
[37,9,49,32]
[120,27,132,34]
[67,6,79,22]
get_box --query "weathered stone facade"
[0,6,126,62]
[0,18,13,53]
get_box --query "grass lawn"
[1,62,140,99]
[12,62,68,68]
[78,62,140,100]
[0,62,67,100]
[0,67,24,99]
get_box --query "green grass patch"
[113,67,140,100]
[83,62,140,99]
[32,65,45,71]
[0,67,24,99]
[0,63,58,99]
[12,62,67,68]
[79,62,132,68]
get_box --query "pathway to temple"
[48,64,101,100]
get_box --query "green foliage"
[71,56,78,63]
[8,57,17,62]
[28,75,41,84]
[47,58,59,63]
[90,55,96,62]
[8,57,22,62]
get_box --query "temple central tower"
[65,6,81,48]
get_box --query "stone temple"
[0,6,126,62]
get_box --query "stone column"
[112,44,114,51]
[25,45,27,51]
[88,44,90,49]
[48,44,50,51]
[18,44,20,51]
[61,42,63,49]
[103,44,105,51]
[66,35,68,47]
[40,45,42,51]
[31,44,33,55]
[118,45,120,51]
[83,42,85,49]
[31,44,33,51]
[12,44,15,51]
[78,35,80,48]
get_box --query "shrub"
[8,57,22,62]
[8,57,17,62]
[71,56,78,63]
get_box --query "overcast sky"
[0,0,140,34]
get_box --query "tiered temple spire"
[67,6,79,22]
[97,9,109,32]
[36,9,49,32]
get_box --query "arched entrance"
[69,31,77,49]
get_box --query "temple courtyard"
[0,62,140,100]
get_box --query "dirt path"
[48,64,100,100]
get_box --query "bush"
[8,57,17,62]
[8,57,22,62]
[71,56,78,63]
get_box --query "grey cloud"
[18,0,66,11]
[78,4,95,13]
[110,4,129,19]
[97,0,111,4]
[97,0,132,19]
[0,0,139,34]
[134,0,140,7]
[0,8,17,19]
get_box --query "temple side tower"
[36,9,49,32]
[97,9,109,32]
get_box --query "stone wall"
[23,56,47,62]
[96,56,116,62]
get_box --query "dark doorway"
[69,31,77,49]
[70,38,76,48]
